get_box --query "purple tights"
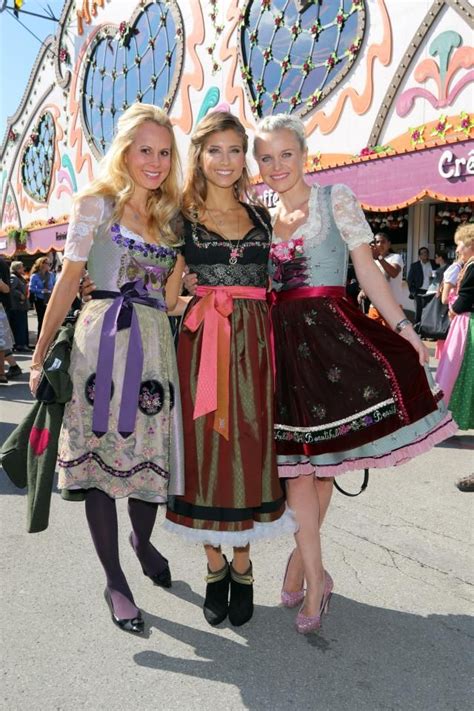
[85,489,167,620]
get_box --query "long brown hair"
[183,111,258,219]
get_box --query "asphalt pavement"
[1,347,472,711]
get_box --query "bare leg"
[232,544,250,574]
[286,476,324,616]
[315,477,333,526]
[283,475,333,592]
[204,544,226,572]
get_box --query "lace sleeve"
[63,195,105,262]
[331,184,373,251]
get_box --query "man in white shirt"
[358,232,404,326]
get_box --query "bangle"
[30,362,43,371]
[394,318,412,333]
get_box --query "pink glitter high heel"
[295,571,334,634]
[281,550,305,608]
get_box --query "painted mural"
[0,0,473,258]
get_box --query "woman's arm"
[168,295,192,317]
[0,278,9,294]
[351,244,428,364]
[440,281,454,305]
[164,254,185,311]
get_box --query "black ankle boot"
[228,561,254,627]
[203,556,230,626]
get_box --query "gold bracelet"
[30,362,43,371]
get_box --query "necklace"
[206,208,244,264]
[127,201,147,222]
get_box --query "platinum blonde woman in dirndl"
[254,114,457,635]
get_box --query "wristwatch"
[394,318,412,333]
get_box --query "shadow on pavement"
[436,434,474,450]
[134,593,472,710]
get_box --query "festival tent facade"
[1,0,473,302]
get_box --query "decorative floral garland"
[207,0,224,75]
[240,2,363,116]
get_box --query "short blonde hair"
[10,261,24,274]
[80,103,182,246]
[254,113,307,155]
[454,222,474,249]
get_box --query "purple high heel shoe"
[295,571,334,634]
[281,550,305,608]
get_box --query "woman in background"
[9,260,30,351]
[29,257,55,339]
[436,223,474,431]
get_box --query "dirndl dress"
[270,184,457,478]
[165,207,295,546]
[57,196,184,501]
[436,259,474,430]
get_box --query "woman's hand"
[183,270,198,295]
[29,366,42,396]
[398,325,429,365]
[80,273,96,302]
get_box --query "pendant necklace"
[206,208,244,265]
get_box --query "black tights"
[85,489,166,619]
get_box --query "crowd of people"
[0,255,60,384]
[1,104,472,637]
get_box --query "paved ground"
[0,345,473,711]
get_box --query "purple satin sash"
[91,278,167,438]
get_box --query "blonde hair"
[454,222,474,250]
[183,111,257,218]
[79,103,182,246]
[254,113,307,155]
[31,257,50,274]
[10,261,24,274]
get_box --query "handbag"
[333,469,369,497]
[418,295,450,339]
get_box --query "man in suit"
[407,246,437,325]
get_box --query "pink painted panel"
[256,140,474,209]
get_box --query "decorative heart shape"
[21,112,55,202]
[81,0,184,157]
[240,0,365,117]
[29,427,51,457]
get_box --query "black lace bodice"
[182,204,272,288]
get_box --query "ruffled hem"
[278,414,458,478]
[162,506,297,547]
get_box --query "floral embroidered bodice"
[63,196,178,296]
[182,204,272,288]
[270,184,373,291]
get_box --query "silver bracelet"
[394,318,412,333]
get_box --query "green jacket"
[1,324,84,533]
